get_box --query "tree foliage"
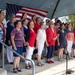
[69,14,75,25]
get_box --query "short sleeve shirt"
[66,29,74,41]
[11,28,24,47]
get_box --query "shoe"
[46,61,51,64]
[73,56,75,58]
[0,66,2,68]
[16,68,22,72]
[49,60,54,63]
[40,63,44,66]
[37,62,44,67]
[13,68,18,73]
[9,62,13,64]
[25,65,30,70]
[46,60,49,63]
[37,62,42,67]
[29,65,32,68]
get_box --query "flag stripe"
[17,11,46,18]
[21,8,46,17]
[16,13,45,19]
[22,7,47,15]
[24,6,48,13]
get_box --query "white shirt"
[2,19,7,28]
[37,29,46,44]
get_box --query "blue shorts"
[23,46,26,52]
[13,47,23,57]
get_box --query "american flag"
[6,3,48,20]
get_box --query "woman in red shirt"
[46,21,57,63]
[25,20,36,69]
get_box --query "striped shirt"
[11,28,24,47]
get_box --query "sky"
[44,16,69,23]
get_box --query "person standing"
[11,20,25,73]
[0,10,5,68]
[0,10,5,58]
[6,15,16,64]
[34,17,41,33]
[57,23,67,61]
[66,23,74,59]
[33,17,41,59]
[21,13,27,21]
[22,19,28,57]
[25,20,36,69]
[36,22,46,66]
[32,15,37,24]
[46,21,57,63]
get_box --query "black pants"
[0,43,2,53]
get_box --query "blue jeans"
[47,46,55,59]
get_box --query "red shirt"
[34,23,40,33]
[29,29,36,47]
[46,28,57,46]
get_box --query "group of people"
[0,10,75,74]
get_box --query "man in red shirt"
[34,17,41,33]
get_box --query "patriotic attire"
[66,29,74,53]
[25,29,36,64]
[34,23,40,33]
[11,28,24,57]
[37,29,46,56]
[46,28,57,59]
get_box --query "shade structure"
[0,0,75,19]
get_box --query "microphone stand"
[66,52,74,75]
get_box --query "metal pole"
[51,0,60,19]
[0,41,35,75]
[66,52,68,75]
[31,60,35,75]
[2,44,4,69]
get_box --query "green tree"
[69,14,75,25]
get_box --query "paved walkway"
[36,59,75,75]
[0,55,75,75]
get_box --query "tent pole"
[51,0,60,19]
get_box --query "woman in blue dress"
[57,23,67,61]
[22,19,28,57]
